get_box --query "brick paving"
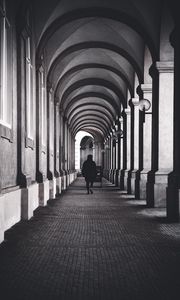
[1,178,180,300]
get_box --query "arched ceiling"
[80,135,93,149]
[32,0,164,142]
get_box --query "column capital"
[131,98,139,106]
[119,117,123,123]
[140,83,152,93]
[156,61,174,73]
[124,108,131,115]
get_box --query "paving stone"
[0,178,180,300]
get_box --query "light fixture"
[112,129,123,139]
[105,144,110,150]
[139,99,151,111]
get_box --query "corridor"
[0,178,180,300]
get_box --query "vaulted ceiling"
[31,0,171,141]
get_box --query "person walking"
[82,154,97,194]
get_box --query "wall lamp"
[138,99,151,122]
[138,99,151,111]
[112,129,123,139]
[104,144,110,150]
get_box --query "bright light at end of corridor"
[75,131,93,170]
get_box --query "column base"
[39,180,50,207]
[154,183,167,207]
[139,170,149,200]
[114,170,119,187]
[124,170,128,191]
[60,170,67,191]
[146,171,155,207]
[154,171,171,207]
[56,176,62,195]
[22,183,39,220]
[166,186,180,222]
[110,169,115,183]
[49,177,56,199]
[66,170,70,187]
[124,170,131,193]
[117,170,121,188]
[103,169,107,180]
[0,188,22,243]
[166,172,180,222]
[108,169,111,181]
[130,170,136,195]
[130,170,140,197]
[61,175,66,191]
[119,170,125,190]
[109,169,113,183]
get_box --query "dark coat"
[82,160,97,181]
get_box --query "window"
[0,0,11,128]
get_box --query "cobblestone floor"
[1,178,180,300]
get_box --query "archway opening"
[75,131,93,172]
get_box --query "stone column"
[166,29,180,221]
[105,137,110,179]
[64,119,68,171]
[98,142,102,166]
[139,84,152,201]
[47,87,54,182]
[105,136,109,180]
[112,130,116,184]
[119,117,125,189]
[54,103,60,177]
[124,108,131,192]
[93,141,97,164]
[94,141,101,166]
[54,102,61,195]
[60,114,67,191]
[104,140,107,178]
[59,111,63,173]
[55,107,61,195]
[154,61,174,207]
[47,87,56,199]
[104,140,107,172]
[115,120,121,187]
[130,98,140,196]
[109,132,113,182]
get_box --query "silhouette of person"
[82,154,97,194]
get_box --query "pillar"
[166,29,180,221]
[124,107,131,192]
[119,117,125,189]
[154,61,174,207]
[130,98,140,196]
[139,84,152,200]
[115,120,121,187]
